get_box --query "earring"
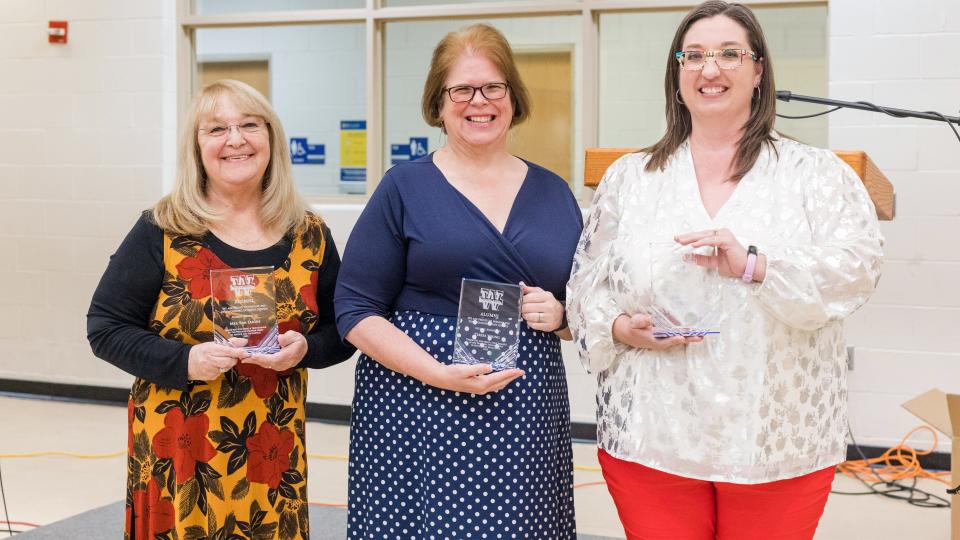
[675,88,685,105]
[753,86,761,100]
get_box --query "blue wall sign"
[290,137,325,165]
[390,137,429,165]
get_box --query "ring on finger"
[537,312,543,323]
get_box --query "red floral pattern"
[126,214,326,539]
[279,316,301,336]
[246,422,295,489]
[151,409,217,483]
[174,248,229,299]
[131,478,175,538]
[299,271,319,314]
[237,363,282,399]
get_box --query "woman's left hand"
[675,228,750,279]
[241,330,308,371]
[520,282,565,332]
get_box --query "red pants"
[598,449,836,540]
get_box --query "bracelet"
[741,245,758,282]
[555,302,569,332]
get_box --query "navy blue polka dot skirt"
[347,311,576,539]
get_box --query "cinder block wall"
[831,0,960,449]
[1,0,958,450]
[0,0,177,387]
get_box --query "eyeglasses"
[443,82,510,103]
[198,121,267,138]
[675,49,758,71]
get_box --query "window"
[384,16,581,186]
[196,0,364,15]
[180,1,828,198]
[598,5,828,149]
[195,24,367,195]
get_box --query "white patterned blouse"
[567,135,884,484]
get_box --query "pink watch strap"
[742,245,758,282]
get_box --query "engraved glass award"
[452,279,522,371]
[646,242,724,338]
[210,266,281,354]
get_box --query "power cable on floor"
[833,423,951,509]
[0,461,14,537]
[0,450,609,529]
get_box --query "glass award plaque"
[452,278,522,371]
[210,266,281,354]
[646,242,724,338]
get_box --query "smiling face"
[197,94,271,195]
[439,51,514,152]
[678,15,762,126]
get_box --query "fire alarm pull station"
[48,21,68,44]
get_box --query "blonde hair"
[153,79,309,236]
[421,24,531,130]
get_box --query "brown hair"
[421,23,531,130]
[153,79,308,236]
[643,0,777,182]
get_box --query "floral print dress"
[125,215,328,540]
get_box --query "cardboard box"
[902,389,960,539]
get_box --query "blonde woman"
[88,79,354,539]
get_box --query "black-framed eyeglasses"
[675,49,759,71]
[443,82,510,103]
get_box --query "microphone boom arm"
[776,90,960,125]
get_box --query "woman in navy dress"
[335,24,581,539]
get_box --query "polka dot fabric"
[348,311,576,539]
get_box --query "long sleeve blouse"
[567,136,884,483]
[87,212,355,390]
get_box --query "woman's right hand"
[425,363,525,395]
[612,313,703,351]
[187,342,248,381]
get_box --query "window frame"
[176,0,825,198]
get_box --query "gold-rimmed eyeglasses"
[443,82,510,103]
[675,49,759,71]
[198,121,267,138]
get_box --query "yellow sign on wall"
[340,120,366,182]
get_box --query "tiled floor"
[0,395,950,539]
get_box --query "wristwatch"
[741,245,758,283]
[556,301,568,332]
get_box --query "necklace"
[209,224,269,248]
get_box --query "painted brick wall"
[831,0,960,450]
[0,0,177,387]
[2,1,959,446]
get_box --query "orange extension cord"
[3,426,951,527]
[837,425,951,485]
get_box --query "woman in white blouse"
[567,2,883,539]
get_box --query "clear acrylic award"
[210,266,281,354]
[452,279,522,371]
[646,242,724,338]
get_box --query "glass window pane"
[196,0,364,15]
[598,5,828,149]
[196,24,367,196]
[385,0,573,5]
[384,16,583,190]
